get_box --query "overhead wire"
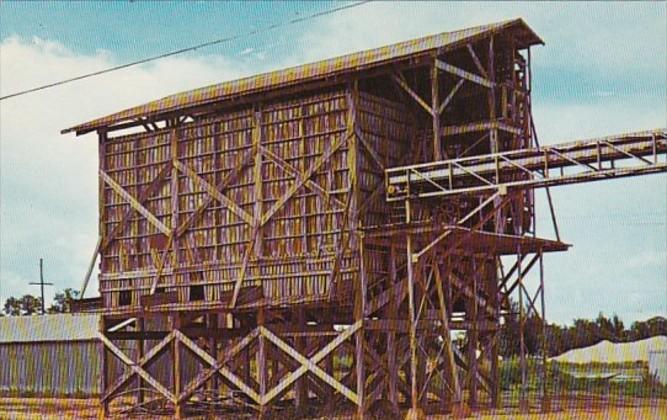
[0,1,371,101]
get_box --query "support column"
[405,199,423,420]
[386,244,399,410]
[467,259,479,409]
[355,232,367,418]
[258,308,268,418]
[435,263,466,416]
[539,250,550,412]
[295,308,308,412]
[490,258,501,408]
[431,59,442,160]
[98,316,109,419]
[207,313,218,413]
[136,317,145,406]
[172,315,184,419]
[518,250,529,413]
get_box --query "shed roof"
[63,18,542,135]
[0,314,99,343]
[550,336,667,364]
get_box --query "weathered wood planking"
[99,89,411,310]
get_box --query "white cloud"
[0,36,253,305]
[1,3,665,324]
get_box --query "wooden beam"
[438,79,465,115]
[170,128,180,267]
[175,148,254,237]
[260,320,362,405]
[260,130,350,226]
[229,226,259,308]
[79,236,101,299]
[177,328,260,403]
[260,145,345,209]
[391,73,433,116]
[441,120,522,137]
[435,265,462,403]
[435,59,494,88]
[355,126,385,170]
[431,60,442,160]
[174,159,254,226]
[175,329,262,404]
[467,43,489,78]
[99,165,171,241]
[99,332,176,403]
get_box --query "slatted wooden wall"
[98,88,411,310]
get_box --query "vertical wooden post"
[136,317,145,405]
[98,129,107,274]
[207,313,218,413]
[518,250,529,412]
[539,250,550,412]
[171,127,179,265]
[258,308,268,417]
[468,258,479,409]
[98,316,109,419]
[431,59,442,161]
[405,199,422,419]
[487,36,497,153]
[435,263,463,414]
[355,233,367,418]
[172,314,183,419]
[386,244,398,409]
[346,80,359,251]
[490,259,501,408]
[253,107,263,256]
[295,308,308,411]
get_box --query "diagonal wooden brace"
[260,130,351,226]
[174,328,262,404]
[99,331,176,404]
[101,330,175,402]
[100,168,171,236]
[260,320,362,406]
[174,159,254,226]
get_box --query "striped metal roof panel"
[63,18,542,135]
[0,314,99,343]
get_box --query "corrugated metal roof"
[0,314,99,343]
[63,18,542,135]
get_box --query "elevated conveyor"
[386,129,667,200]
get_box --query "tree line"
[499,304,667,357]
[1,288,79,315]
[2,289,665,359]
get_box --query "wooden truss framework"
[86,33,558,418]
[71,24,667,419]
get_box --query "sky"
[0,1,665,326]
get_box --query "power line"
[0,1,371,101]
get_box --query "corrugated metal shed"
[62,18,542,135]
[0,313,98,343]
[0,314,102,397]
[0,314,200,397]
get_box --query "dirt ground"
[0,397,665,419]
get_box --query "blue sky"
[1,1,665,325]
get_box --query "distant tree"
[611,314,625,340]
[20,294,42,315]
[4,296,21,315]
[3,294,42,315]
[48,288,79,313]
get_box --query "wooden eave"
[62,18,542,136]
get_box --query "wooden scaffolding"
[63,18,667,418]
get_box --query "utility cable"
[0,1,371,101]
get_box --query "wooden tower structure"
[63,18,667,418]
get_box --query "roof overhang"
[62,18,543,136]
